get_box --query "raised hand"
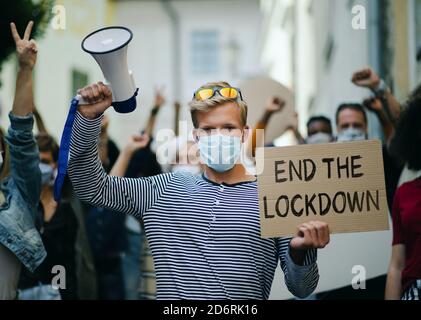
[351,68,381,91]
[124,133,151,154]
[265,97,286,114]
[154,87,166,108]
[10,21,37,70]
[77,82,113,119]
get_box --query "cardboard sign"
[240,76,296,144]
[257,140,390,238]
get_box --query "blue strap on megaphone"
[54,97,80,202]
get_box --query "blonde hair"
[189,81,248,128]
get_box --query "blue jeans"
[122,231,143,300]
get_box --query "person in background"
[122,89,164,300]
[305,116,334,145]
[249,97,304,157]
[315,68,404,300]
[18,134,78,300]
[386,96,421,300]
[348,67,404,211]
[32,103,98,300]
[396,85,421,187]
[252,97,305,152]
[0,21,45,300]
[84,115,127,300]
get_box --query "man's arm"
[68,83,172,219]
[247,97,286,158]
[5,21,41,208]
[144,88,165,137]
[363,98,395,143]
[352,68,403,125]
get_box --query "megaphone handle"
[76,83,112,106]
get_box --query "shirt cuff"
[286,246,318,269]
[9,112,34,131]
[75,111,103,127]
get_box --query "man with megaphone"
[67,80,330,300]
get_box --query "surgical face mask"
[336,128,367,142]
[306,132,333,145]
[39,162,55,187]
[172,164,202,175]
[198,134,242,173]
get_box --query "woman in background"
[386,96,421,300]
[0,21,45,300]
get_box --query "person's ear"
[192,129,200,143]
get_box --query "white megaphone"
[79,26,138,113]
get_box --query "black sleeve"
[382,145,403,213]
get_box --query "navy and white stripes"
[402,280,421,300]
[68,112,319,300]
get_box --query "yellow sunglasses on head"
[193,87,243,102]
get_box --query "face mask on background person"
[198,134,242,173]
[306,132,333,145]
[39,162,55,186]
[172,164,202,175]
[336,128,367,142]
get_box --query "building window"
[71,69,88,98]
[191,31,219,75]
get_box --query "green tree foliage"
[0,0,54,86]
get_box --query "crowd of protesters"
[0,20,420,301]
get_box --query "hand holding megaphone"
[78,26,138,113]
[77,82,113,119]
[55,26,138,202]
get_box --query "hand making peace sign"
[10,21,38,70]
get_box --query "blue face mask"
[39,162,55,186]
[336,128,367,142]
[198,134,242,173]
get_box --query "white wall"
[110,0,263,151]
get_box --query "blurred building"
[0,0,263,149]
[260,0,421,140]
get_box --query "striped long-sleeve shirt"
[68,112,319,300]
